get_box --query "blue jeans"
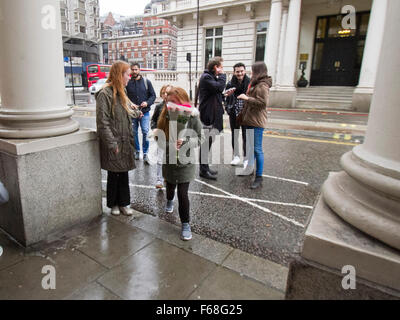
[246,126,264,177]
[132,112,150,154]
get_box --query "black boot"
[208,167,218,175]
[250,176,263,189]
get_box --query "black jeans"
[199,136,214,174]
[166,182,190,223]
[229,113,247,157]
[106,171,130,208]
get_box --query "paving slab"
[66,282,122,300]
[188,266,284,300]
[71,217,155,269]
[0,245,107,299]
[97,239,217,300]
[222,249,289,292]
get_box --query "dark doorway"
[310,12,370,86]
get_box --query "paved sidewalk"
[0,201,288,300]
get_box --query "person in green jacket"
[96,60,142,216]
[156,87,204,240]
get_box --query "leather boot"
[250,176,263,189]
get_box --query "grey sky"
[99,0,150,17]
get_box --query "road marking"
[194,179,305,228]
[102,180,306,227]
[261,174,309,186]
[102,181,312,210]
[263,134,359,146]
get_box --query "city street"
[72,104,359,266]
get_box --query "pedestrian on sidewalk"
[0,180,9,204]
[126,62,156,164]
[157,87,204,241]
[236,61,271,189]
[224,62,251,166]
[197,56,226,180]
[151,84,172,189]
[96,60,143,216]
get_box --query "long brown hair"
[250,61,269,86]
[157,86,190,140]
[105,60,132,115]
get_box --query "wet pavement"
[0,208,286,300]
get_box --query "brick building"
[100,14,177,70]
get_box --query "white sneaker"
[119,206,134,216]
[230,156,241,166]
[236,161,254,176]
[111,206,120,216]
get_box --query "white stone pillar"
[352,0,388,112]
[323,0,400,250]
[280,0,301,89]
[275,6,288,87]
[265,0,282,84]
[0,0,79,138]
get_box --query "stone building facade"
[152,0,382,111]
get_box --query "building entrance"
[310,12,370,86]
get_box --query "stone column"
[0,0,101,247]
[273,0,301,108]
[275,6,288,87]
[352,0,388,112]
[0,0,79,138]
[286,0,400,299]
[265,0,282,85]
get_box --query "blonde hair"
[105,60,132,115]
[157,86,190,140]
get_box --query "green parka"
[95,85,141,172]
[160,109,204,184]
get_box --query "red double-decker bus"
[86,64,156,88]
[87,64,111,88]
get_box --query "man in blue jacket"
[126,62,156,164]
[198,56,226,180]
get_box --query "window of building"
[154,38,157,45]
[204,27,223,68]
[255,21,268,62]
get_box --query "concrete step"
[296,96,353,101]
[296,102,353,110]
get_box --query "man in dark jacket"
[198,56,226,180]
[126,62,156,164]
[225,62,251,167]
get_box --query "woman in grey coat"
[96,61,142,216]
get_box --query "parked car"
[89,78,107,94]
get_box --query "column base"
[323,151,400,250]
[352,87,374,112]
[269,86,297,108]
[0,129,102,246]
[285,196,400,299]
[0,107,79,139]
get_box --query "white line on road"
[261,174,309,186]
[125,183,312,209]
[194,179,305,228]
[101,180,308,227]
